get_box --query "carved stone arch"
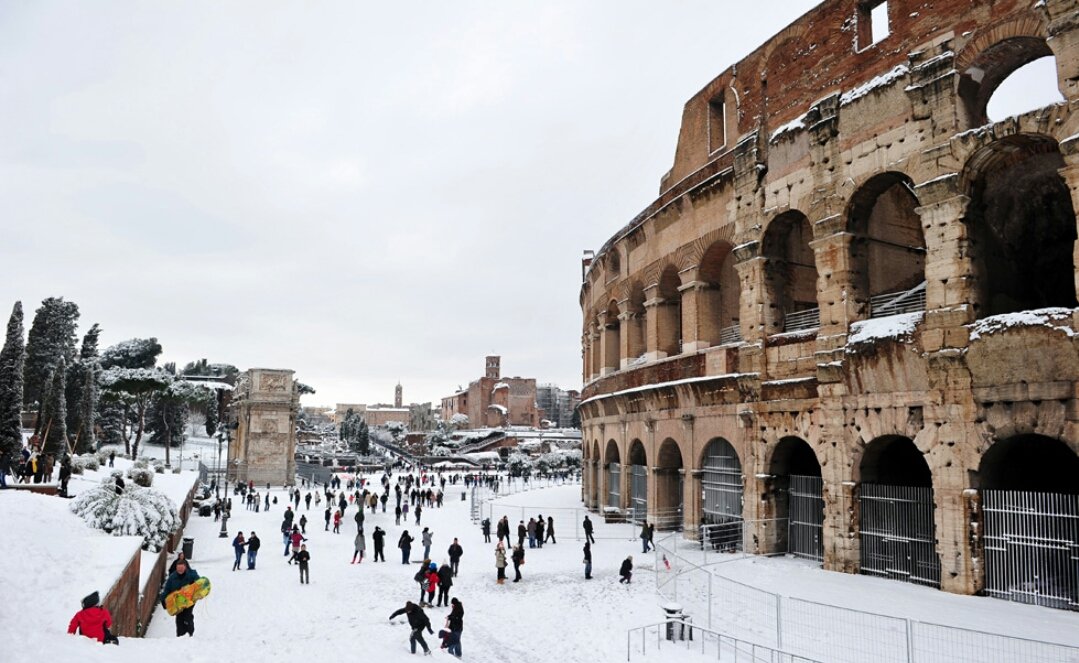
[955,14,1052,127]
[675,244,699,274]
[641,262,664,292]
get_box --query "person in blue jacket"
[158,558,201,637]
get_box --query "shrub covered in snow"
[71,453,100,475]
[127,461,155,487]
[70,475,180,551]
[506,451,533,477]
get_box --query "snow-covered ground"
[2,471,1078,662]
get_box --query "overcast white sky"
[0,2,1061,408]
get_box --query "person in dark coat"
[619,555,633,584]
[436,562,453,607]
[511,544,525,582]
[445,597,464,657]
[399,530,414,564]
[388,601,434,655]
[68,591,117,644]
[246,531,260,569]
[583,541,593,579]
[372,526,386,562]
[158,559,200,636]
[231,532,246,571]
[516,521,526,548]
[168,551,188,575]
[480,517,491,543]
[583,515,595,544]
[289,544,311,584]
[447,538,463,577]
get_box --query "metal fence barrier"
[654,530,1079,663]
[626,620,823,662]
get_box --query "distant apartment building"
[441,356,540,428]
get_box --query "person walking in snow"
[395,504,402,525]
[333,509,342,534]
[289,526,306,554]
[583,541,593,579]
[583,515,595,544]
[535,515,545,548]
[640,522,652,553]
[421,527,433,560]
[372,526,386,562]
[299,514,307,534]
[246,531,260,570]
[414,502,423,525]
[388,601,434,656]
[324,505,331,531]
[158,558,200,637]
[545,515,556,544]
[352,528,366,564]
[619,555,633,584]
[517,520,527,548]
[436,562,453,607]
[526,518,537,548]
[399,530,414,564]
[423,561,439,606]
[67,591,117,644]
[445,597,464,658]
[447,538,463,577]
[481,517,491,543]
[496,516,509,546]
[511,544,525,582]
[289,544,311,584]
[231,532,246,571]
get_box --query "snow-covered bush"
[506,451,533,477]
[127,462,155,487]
[71,453,100,475]
[70,475,180,551]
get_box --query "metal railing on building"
[869,281,927,318]
[718,324,742,345]
[783,308,820,333]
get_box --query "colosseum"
[579,0,1079,610]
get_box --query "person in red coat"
[68,591,117,644]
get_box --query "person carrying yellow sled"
[158,558,208,637]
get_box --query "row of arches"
[586,132,1078,379]
[585,433,1079,609]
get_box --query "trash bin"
[182,537,194,560]
[662,602,689,641]
[199,504,212,517]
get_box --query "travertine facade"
[580,0,1079,606]
[229,368,300,486]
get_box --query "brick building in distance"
[441,356,541,428]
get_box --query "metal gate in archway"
[984,489,1079,610]
[701,442,743,551]
[607,463,621,508]
[789,474,824,562]
[859,483,940,587]
[629,464,648,522]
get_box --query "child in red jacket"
[68,591,118,644]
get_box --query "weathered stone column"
[618,311,645,368]
[1046,0,1079,102]
[685,469,703,540]
[914,180,976,351]
[601,317,620,376]
[1056,148,1079,302]
[679,279,716,353]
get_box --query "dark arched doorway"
[859,436,940,588]
[628,439,648,523]
[771,437,823,562]
[655,438,684,530]
[700,438,744,551]
[980,435,1079,610]
[605,440,621,509]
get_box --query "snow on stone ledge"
[968,307,1076,341]
[840,64,910,106]
[847,312,923,349]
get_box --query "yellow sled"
[164,577,212,616]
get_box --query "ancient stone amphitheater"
[579,0,1079,609]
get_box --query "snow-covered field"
[3,468,1079,663]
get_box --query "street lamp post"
[218,426,231,539]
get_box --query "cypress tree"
[0,302,25,458]
[67,323,101,448]
[40,357,69,455]
[23,297,79,412]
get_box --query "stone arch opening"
[958,36,1055,127]
[699,437,744,550]
[848,172,926,318]
[769,436,824,562]
[602,300,621,374]
[657,265,683,356]
[698,240,741,345]
[628,439,648,522]
[858,435,940,587]
[624,283,646,365]
[987,56,1064,122]
[655,438,684,530]
[965,135,1077,318]
[607,249,621,280]
[978,435,1079,609]
[762,211,819,333]
[605,439,621,509]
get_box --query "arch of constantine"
[580,0,1079,609]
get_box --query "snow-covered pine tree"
[99,338,169,459]
[39,357,69,455]
[23,297,79,413]
[67,324,101,452]
[70,473,179,551]
[0,302,25,458]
